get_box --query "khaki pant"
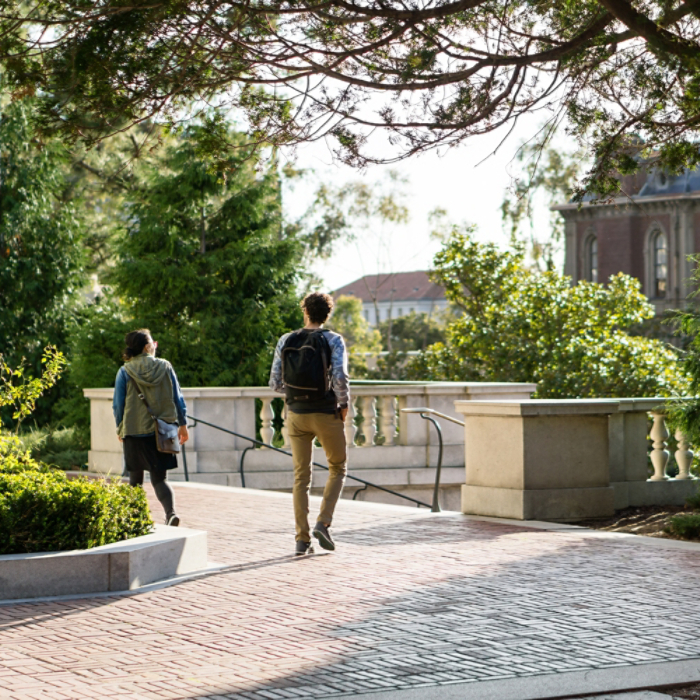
[287,411,347,542]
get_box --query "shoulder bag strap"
[130,377,159,422]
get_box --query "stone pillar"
[456,399,617,521]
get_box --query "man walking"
[269,292,350,555]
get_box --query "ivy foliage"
[408,227,687,398]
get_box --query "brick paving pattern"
[2,483,700,699]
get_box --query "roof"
[554,158,700,209]
[332,271,445,303]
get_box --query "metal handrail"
[401,407,465,427]
[183,413,435,509]
[400,407,465,513]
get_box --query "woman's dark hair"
[301,292,335,324]
[123,329,152,360]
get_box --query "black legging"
[129,468,175,519]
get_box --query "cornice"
[555,195,699,220]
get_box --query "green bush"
[0,433,153,554]
[20,426,88,471]
[686,488,700,511]
[665,513,700,540]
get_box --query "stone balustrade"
[84,381,536,511]
[85,384,699,517]
[457,397,699,521]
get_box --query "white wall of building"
[363,299,449,326]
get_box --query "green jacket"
[119,354,178,438]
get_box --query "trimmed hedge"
[0,434,153,554]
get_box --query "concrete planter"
[0,525,207,601]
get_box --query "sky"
[279,113,560,290]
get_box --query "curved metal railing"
[181,413,440,510]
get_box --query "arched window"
[653,231,667,297]
[586,236,598,283]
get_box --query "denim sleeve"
[268,335,288,394]
[170,368,187,426]
[329,334,350,406]
[113,367,127,430]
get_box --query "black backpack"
[282,329,333,404]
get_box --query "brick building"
[553,166,700,314]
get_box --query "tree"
[4,2,700,195]
[326,295,381,376]
[502,139,588,271]
[100,126,301,388]
[0,97,86,361]
[0,95,86,426]
[377,311,447,353]
[408,226,688,398]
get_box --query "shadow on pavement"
[187,529,700,699]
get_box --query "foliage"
[377,312,447,353]
[408,227,688,398]
[686,488,700,511]
[0,467,153,554]
[0,362,152,554]
[0,96,85,424]
[326,295,381,377]
[71,126,303,391]
[666,261,700,446]
[19,426,88,471]
[665,513,700,541]
[368,311,448,380]
[0,433,47,475]
[6,2,700,194]
[0,346,67,432]
[56,294,133,443]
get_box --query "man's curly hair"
[301,292,335,324]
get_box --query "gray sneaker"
[312,522,335,551]
[295,540,314,556]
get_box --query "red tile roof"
[332,271,445,303]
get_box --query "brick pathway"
[3,483,700,700]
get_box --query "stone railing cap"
[455,399,620,417]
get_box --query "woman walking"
[112,329,189,526]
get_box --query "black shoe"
[312,522,335,551]
[166,514,180,527]
[295,540,314,556]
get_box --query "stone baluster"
[281,404,291,450]
[362,395,377,447]
[259,397,275,449]
[649,411,670,481]
[675,428,694,480]
[344,398,357,448]
[381,396,397,446]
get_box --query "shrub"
[665,513,700,540]
[0,434,152,554]
[20,426,88,471]
[0,468,153,554]
[686,488,700,511]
